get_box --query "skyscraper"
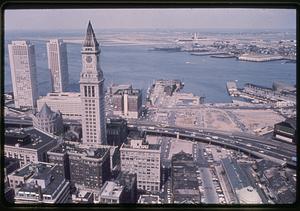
[80,21,107,146]
[46,39,69,92]
[8,40,38,109]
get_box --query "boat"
[210,54,236,58]
[151,46,182,52]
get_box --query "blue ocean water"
[4,30,296,103]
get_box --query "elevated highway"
[4,116,297,169]
[127,122,297,169]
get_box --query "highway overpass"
[4,116,296,169]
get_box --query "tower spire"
[83,21,99,48]
[80,22,106,146]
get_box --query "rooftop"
[11,162,55,178]
[83,21,99,48]
[172,151,194,162]
[100,181,124,198]
[107,117,127,125]
[43,92,81,98]
[221,157,251,190]
[236,186,262,204]
[16,163,66,197]
[245,83,273,91]
[11,40,31,45]
[49,143,109,159]
[114,88,141,96]
[138,194,161,204]
[110,84,132,94]
[173,190,201,204]
[116,171,136,189]
[36,103,61,119]
[171,151,200,203]
[4,157,19,169]
[72,189,93,201]
[284,117,296,130]
[39,103,52,116]
[121,139,160,151]
[5,127,57,150]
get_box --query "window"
[88,86,91,97]
[84,86,87,97]
[91,86,95,97]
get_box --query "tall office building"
[112,87,142,119]
[8,41,38,109]
[47,143,111,191]
[80,21,107,146]
[46,39,69,92]
[120,139,161,193]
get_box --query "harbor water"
[4,31,296,103]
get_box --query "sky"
[4,8,296,31]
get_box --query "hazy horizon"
[5,27,296,32]
[5,8,296,31]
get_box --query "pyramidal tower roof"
[39,103,53,117]
[83,21,99,48]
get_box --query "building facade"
[4,157,20,183]
[8,40,38,109]
[4,127,58,167]
[106,117,128,147]
[80,21,107,146]
[47,143,111,191]
[115,171,137,203]
[120,139,161,193]
[273,117,296,143]
[112,88,142,119]
[32,103,64,135]
[37,92,82,121]
[46,39,69,92]
[171,151,201,204]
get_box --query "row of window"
[84,86,95,97]
[137,184,159,191]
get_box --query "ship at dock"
[150,46,182,52]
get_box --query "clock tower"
[80,21,107,146]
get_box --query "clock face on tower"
[86,56,93,63]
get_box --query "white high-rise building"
[8,41,38,109]
[80,21,107,146]
[46,39,69,92]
